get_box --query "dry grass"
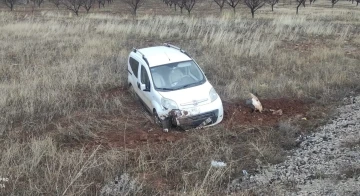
[0,0,360,195]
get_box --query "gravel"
[228,95,360,195]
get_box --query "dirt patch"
[223,98,309,128]
[88,128,185,149]
[60,87,312,150]
[55,87,187,149]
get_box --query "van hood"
[159,82,213,109]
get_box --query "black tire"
[153,110,162,127]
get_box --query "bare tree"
[331,0,339,7]
[36,0,44,6]
[226,0,241,14]
[267,0,278,11]
[213,0,226,12]
[3,0,18,11]
[83,0,95,12]
[30,0,36,12]
[106,0,111,4]
[122,0,145,15]
[30,0,44,7]
[296,0,305,14]
[61,0,83,16]
[163,0,169,6]
[170,0,177,11]
[356,0,359,6]
[309,0,315,4]
[244,0,265,18]
[49,0,61,9]
[163,0,177,11]
[174,0,185,13]
[184,0,196,15]
[98,0,104,8]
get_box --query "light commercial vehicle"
[127,44,224,131]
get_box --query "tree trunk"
[296,0,303,14]
[251,9,254,18]
[220,6,223,13]
[271,4,274,11]
[233,7,236,15]
[180,7,183,14]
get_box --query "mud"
[67,87,312,149]
[223,98,309,127]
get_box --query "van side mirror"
[141,83,150,92]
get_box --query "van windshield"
[150,60,206,91]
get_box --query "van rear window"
[129,57,139,78]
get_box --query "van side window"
[141,66,150,86]
[129,57,139,78]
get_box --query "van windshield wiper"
[156,87,174,91]
[176,82,202,90]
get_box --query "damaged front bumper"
[158,98,224,131]
[159,109,221,130]
[172,109,220,130]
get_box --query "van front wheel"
[153,110,162,127]
[153,110,171,132]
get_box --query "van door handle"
[137,82,140,89]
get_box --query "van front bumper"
[167,98,224,130]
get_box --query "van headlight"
[161,98,178,110]
[209,87,219,102]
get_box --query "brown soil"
[61,87,312,150]
[82,87,186,149]
[223,98,309,127]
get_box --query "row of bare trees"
[164,0,359,17]
[3,0,48,11]
[2,0,140,15]
[2,0,360,16]
[163,0,197,14]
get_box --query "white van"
[127,44,223,131]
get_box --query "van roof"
[135,46,192,67]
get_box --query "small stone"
[272,109,283,115]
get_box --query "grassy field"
[0,0,360,195]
